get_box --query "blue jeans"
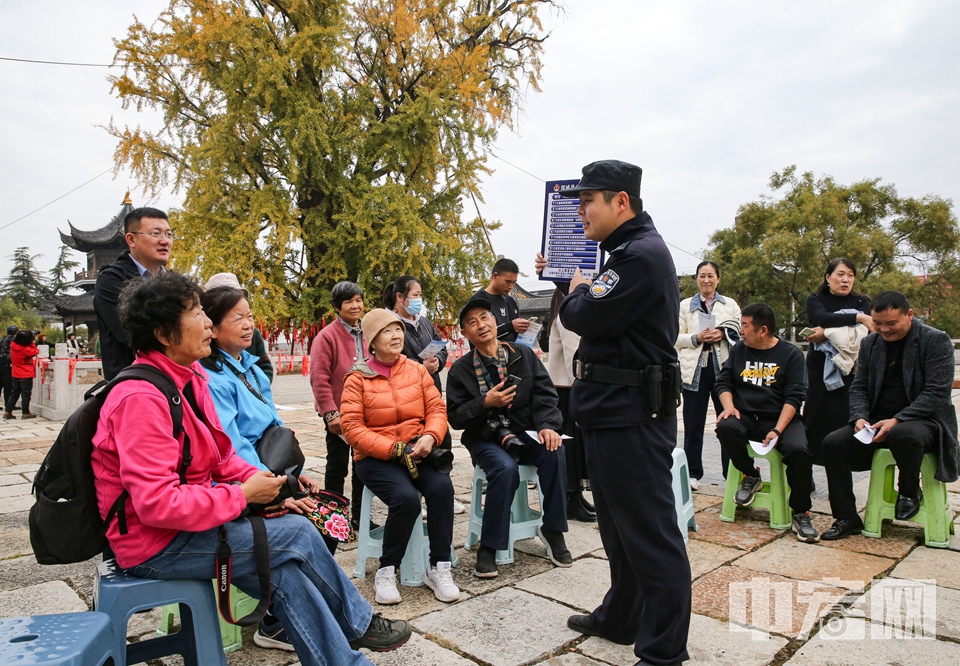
[467,438,567,550]
[130,514,373,666]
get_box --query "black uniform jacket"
[93,250,141,380]
[559,212,680,428]
[446,342,562,450]
[400,315,448,392]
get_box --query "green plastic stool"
[720,448,792,530]
[861,449,956,548]
[157,581,258,653]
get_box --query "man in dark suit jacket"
[821,291,959,539]
[94,207,173,379]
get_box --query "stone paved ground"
[1,377,959,665]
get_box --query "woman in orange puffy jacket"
[4,330,39,420]
[341,309,459,607]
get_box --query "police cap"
[559,160,642,199]
[458,297,493,326]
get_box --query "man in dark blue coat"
[558,160,690,666]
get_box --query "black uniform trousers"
[324,429,364,523]
[823,419,939,520]
[1,360,12,408]
[468,438,568,551]
[716,414,812,514]
[681,361,728,480]
[355,457,455,570]
[582,417,691,666]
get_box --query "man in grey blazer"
[821,291,959,539]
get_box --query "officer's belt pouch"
[661,363,681,418]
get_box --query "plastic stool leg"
[861,449,897,538]
[353,487,379,579]
[919,453,952,548]
[766,451,792,530]
[719,460,741,523]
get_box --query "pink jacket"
[91,350,258,569]
[309,320,367,415]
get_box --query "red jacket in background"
[10,342,39,379]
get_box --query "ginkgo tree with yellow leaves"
[107,0,557,333]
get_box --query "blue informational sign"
[539,179,604,282]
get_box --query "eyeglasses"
[130,231,176,240]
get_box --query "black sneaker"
[349,613,411,652]
[792,512,820,543]
[475,545,498,578]
[537,526,573,567]
[895,490,923,521]
[734,475,764,506]
[821,516,864,541]
[254,616,296,651]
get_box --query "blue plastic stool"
[94,559,227,666]
[671,448,698,543]
[464,464,544,565]
[157,582,258,653]
[353,486,429,586]
[0,612,122,665]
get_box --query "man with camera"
[447,299,572,578]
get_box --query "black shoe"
[351,519,382,532]
[792,512,820,543]
[349,613,411,652]
[821,516,864,540]
[734,475,763,506]
[579,493,595,513]
[475,546,498,578]
[568,494,597,522]
[537,526,573,567]
[254,617,296,651]
[567,614,632,645]
[895,490,923,521]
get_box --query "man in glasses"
[94,207,174,379]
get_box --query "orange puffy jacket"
[340,355,448,461]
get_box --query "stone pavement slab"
[689,506,785,551]
[891,546,960,590]
[364,632,476,665]
[807,512,921,559]
[687,539,745,580]
[0,529,32,560]
[413,587,579,666]
[0,474,30,487]
[853,579,960,642]
[578,612,788,666]
[783,618,960,664]
[0,581,87,617]
[516,556,609,613]
[514,520,602,561]
[539,654,607,666]
[451,549,555,598]
[734,539,895,589]
[0,494,34,515]
[691,566,847,637]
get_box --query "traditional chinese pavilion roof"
[58,192,133,252]
[50,290,95,315]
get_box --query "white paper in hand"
[854,427,876,444]
[749,438,777,456]
[418,340,448,359]
[525,430,573,442]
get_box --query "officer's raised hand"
[483,380,517,408]
[539,428,561,452]
[569,267,592,290]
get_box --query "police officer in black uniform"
[558,160,690,665]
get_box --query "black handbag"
[254,425,306,501]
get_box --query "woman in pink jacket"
[91,272,410,665]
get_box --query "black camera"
[483,411,525,458]
[403,439,454,474]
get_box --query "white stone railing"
[33,358,104,420]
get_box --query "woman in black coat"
[802,258,874,461]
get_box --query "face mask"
[406,298,424,315]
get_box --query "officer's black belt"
[573,360,645,386]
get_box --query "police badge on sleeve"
[590,270,619,298]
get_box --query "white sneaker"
[374,566,402,605]
[452,500,466,515]
[423,561,460,602]
[690,478,700,491]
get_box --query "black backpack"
[29,365,190,565]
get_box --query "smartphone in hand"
[502,374,522,390]
[798,327,815,340]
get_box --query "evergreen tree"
[2,248,49,310]
[48,244,81,297]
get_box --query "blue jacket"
[559,212,680,427]
[205,350,282,471]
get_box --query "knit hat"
[361,308,402,349]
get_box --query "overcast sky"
[2,1,959,292]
